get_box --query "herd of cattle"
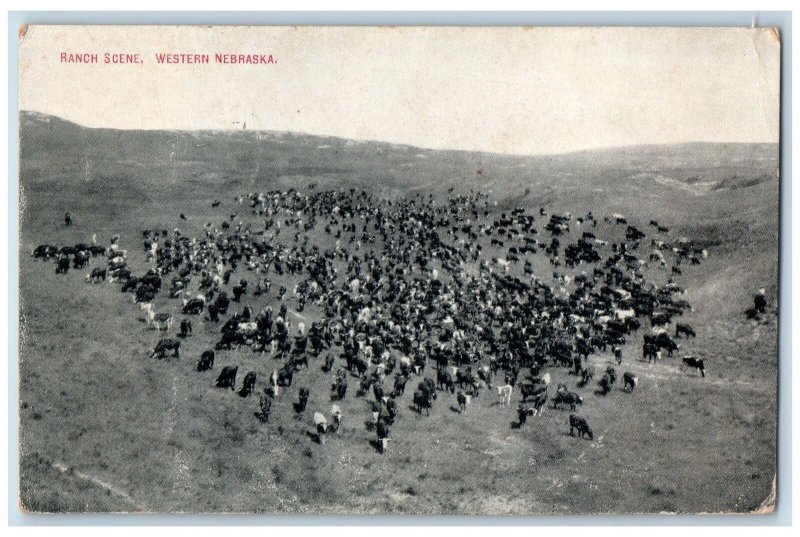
[32,188,714,452]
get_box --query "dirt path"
[50,460,144,511]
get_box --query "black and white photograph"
[16,24,781,515]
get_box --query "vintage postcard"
[17,25,780,514]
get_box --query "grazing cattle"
[182,298,205,315]
[520,380,548,402]
[73,250,90,269]
[496,384,513,406]
[569,414,594,440]
[456,391,469,414]
[32,244,58,260]
[196,350,214,372]
[85,267,106,283]
[529,392,547,415]
[597,374,613,396]
[277,367,294,387]
[180,319,193,338]
[392,375,407,397]
[414,390,433,415]
[256,392,272,423]
[577,366,595,387]
[376,418,390,453]
[314,412,328,445]
[623,372,638,392]
[239,372,257,397]
[436,369,455,393]
[682,356,706,377]
[332,375,347,400]
[215,366,238,390]
[296,387,310,412]
[552,391,583,410]
[675,322,696,338]
[55,257,70,274]
[110,268,133,283]
[151,338,180,359]
[146,307,173,332]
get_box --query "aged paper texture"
[18,25,779,514]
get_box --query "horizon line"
[19,109,779,160]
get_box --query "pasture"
[18,112,778,514]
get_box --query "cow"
[456,391,469,414]
[520,380,547,401]
[436,369,455,393]
[577,366,595,387]
[196,350,214,372]
[255,392,272,423]
[73,250,90,269]
[85,267,106,283]
[55,257,70,274]
[497,384,513,406]
[529,392,547,416]
[569,414,594,440]
[294,387,310,413]
[215,366,238,390]
[239,372,257,398]
[597,374,613,396]
[182,298,205,315]
[675,322,696,338]
[151,338,180,359]
[180,319,193,338]
[623,372,638,392]
[376,418,390,453]
[682,356,706,377]
[552,391,583,410]
[414,390,433,415]
[32,244,58,260]
[392,374,407,397]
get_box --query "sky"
[19,25,781,155]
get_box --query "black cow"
[255,392,272,423]
[436,369,455,393]
[520,381,547,401]
[55,257,70,274]
[682,356,706,377]
[553,391,583,410]
[239,372,257,397]
[392,375,407,397]
[151,339,180,359]
[296,387,310,412]
[376,418,390,453]
[675,323,696,338]
[569,414,594,440]
[180,319,193,338]
[73,250,90,269]
[216,366,238,390]
[597,374,613,396]
[183,298,205,315]
[32,244,57,260]
[413,390,433,415]
[197,350,214,372]
[623,372,638,392]
[86,267,106,283]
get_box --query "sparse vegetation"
[18,113,777,514]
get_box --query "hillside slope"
[18,112,779,514]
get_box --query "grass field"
[18,112,779,514]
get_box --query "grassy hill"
[18,112,779,514]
